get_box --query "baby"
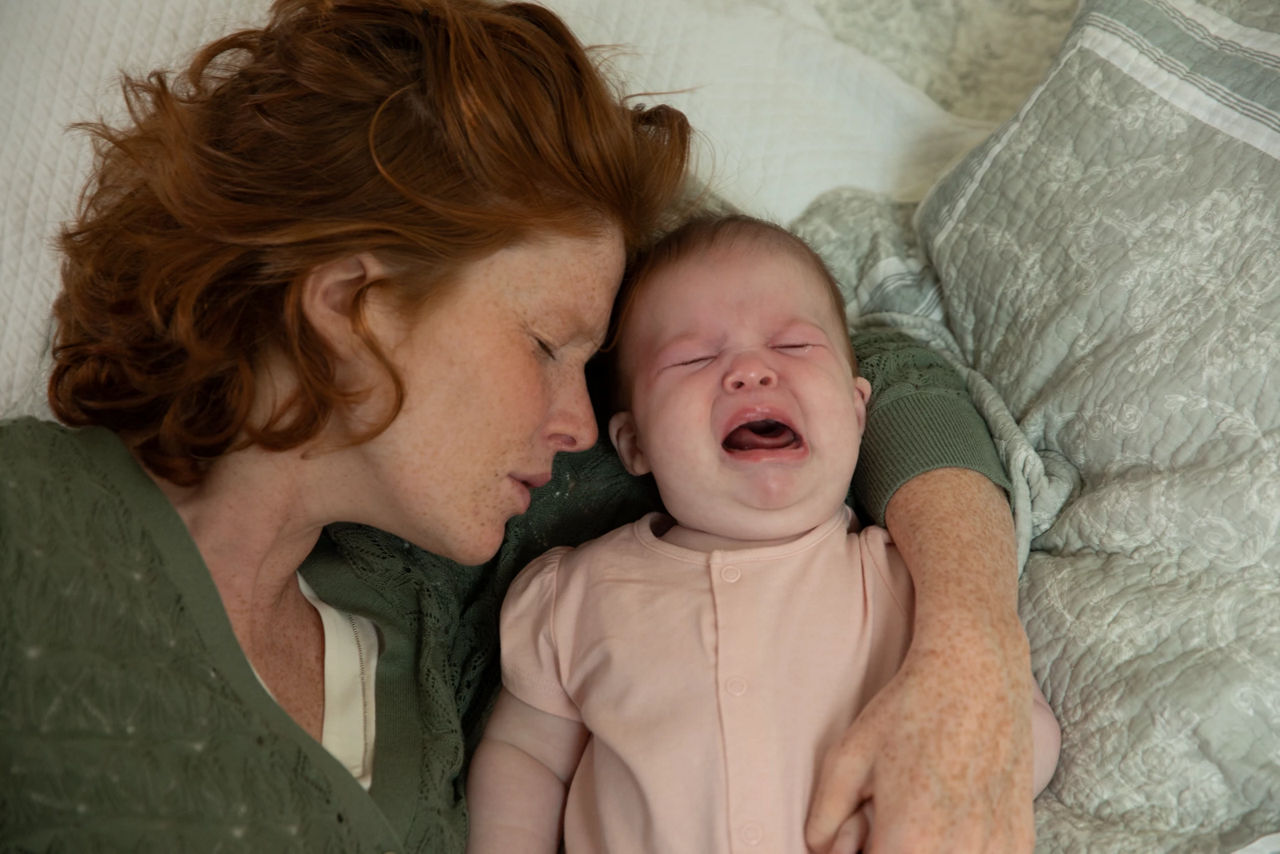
[466,215,1060,854]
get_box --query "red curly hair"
[50,0,691,485]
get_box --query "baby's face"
[609,242,871,546]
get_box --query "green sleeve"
[849,327,1011,527]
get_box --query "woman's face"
[347,225,625,565]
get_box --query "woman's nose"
[547,375,599,452]
[723,352,777,392]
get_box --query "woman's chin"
[407,520,505,568]
[448,534,505,568]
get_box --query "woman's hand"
[805,611,1034,853]
[805,468,1034,853]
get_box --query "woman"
[0,0,1034,852]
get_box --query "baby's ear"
[608,411,651,476]
[853,375,872,430]
[854,375,871,404]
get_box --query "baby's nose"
[723,353,777,391]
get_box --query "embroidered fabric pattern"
[0,419,395,853]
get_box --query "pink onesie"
[499,506,913,853]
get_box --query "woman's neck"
[142,442,330,739]
[147,444,326,616]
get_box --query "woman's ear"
[608,411,651,476]
[301,253,392,357]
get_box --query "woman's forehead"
[469,227,625,328]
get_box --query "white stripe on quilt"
[1078,24,1280,161]
[1151,0,1280,65]
[858,255,945,324]
[1082,15,1280,133]
[920,38,1078,254]
[920,0,1280,253]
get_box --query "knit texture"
[0,419,402,854]
[851,326,1010,526]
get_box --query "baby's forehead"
[646,236,840,320]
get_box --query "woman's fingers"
[805,722,874,852]
[829,803,872,854]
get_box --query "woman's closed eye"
[534,336,557,361]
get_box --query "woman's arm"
[806,329,1035,853]
[466,689,588,854]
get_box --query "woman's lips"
[517,472,553,490]
[509,472,553,512]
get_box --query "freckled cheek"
[481,356,546,438]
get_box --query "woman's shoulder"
[0,417,171,563]
[3,417,96,499]
[0,415,123,470]
[1,416,137,508]
[1,415,71,452]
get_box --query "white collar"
[298,573,380,789]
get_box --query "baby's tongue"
[723,420,795,451]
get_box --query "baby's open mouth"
[722,419,803,452]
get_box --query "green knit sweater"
[0,329,1006,853]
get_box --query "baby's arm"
[466,688,589,854]
[1030,680,1061,796]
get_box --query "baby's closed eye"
[671,354,715,367]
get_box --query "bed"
[2,0,1277,851]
